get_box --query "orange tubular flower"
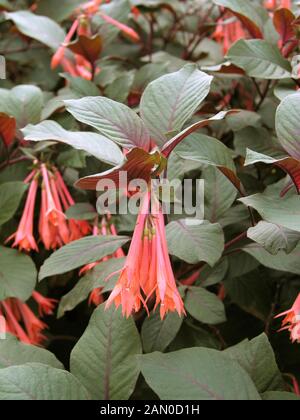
[39,164,69,249]
[98,12,140,42]
[32,291,58,317]
[8,162,90,252]
[51,0,139,79]
[39,165,91,250]
[275,293,300,343]
[6,174,39,252]
[74,55,93,80]
[105,191,185,319]
[51,19,79,69]
[51,16,93,79]
[0,298,47,345]
[41,164,65,228]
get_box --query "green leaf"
[224,270,272,320]
[0,85,43,127]
[56,149,86,169]
[0,363,90,400]
[184,287,226,325]
[65,97,151,150]
[225,334,284,393]
[65,203,97,221]
[70,304,142,400]
[140,348,261,400]
[227,40,291,79]
[0,334,63,370]
[0,182,27,226]
[275,92,300,160]
[234,127,283,157]
[0,246,36,301]
[244,149,300,193]
[0,161,29,184]
[243,243,300,275]
[39,236,129,280]
[166,219,224,266]
[244,148,287,166]
[239,193,300,232]
[4,11,65,50]
[61,74,100,97]
[167,149,201,181]
[168,322,220,351]
[227,252,259,279]
[200,258,229,287]
[140,64,213,147]
[57,274,94,319]
[35,0,83,22]
[23,120,124,167]
[57,258,125,318]
[226,110,261,132]
[133,63,167,92]
[174,132,242,193]
[105,71,135,103]
[262,391,300,400]
[274,80,297,101]
[219,204,250,228]
[141,312,183,353]
[202,167,237,222]
[162,110,237,158]
[247,221,300,255]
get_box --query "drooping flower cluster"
[7,162,90,252]
[105,191,185,319]
[80,215,125,306]
[276,294,300,343]
[51,15,94,80]
[51,0,139,79]
[0,292,57,345]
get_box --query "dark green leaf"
[140,348,261,400]
[65,97,151,150]
[70,304,142,400]
[141,312,183,353]
[225,334,284,393]
[0,182,27,226]
[166,219,224,266]
[23,120,124,166]
[0,246,36,301]
[227,40,291,79]
[0,334,63,370]
[184,287,226,325]
[39,236,129,280]
[140,64,213,147]
[4,11,65,50]
[0,363,90,400]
